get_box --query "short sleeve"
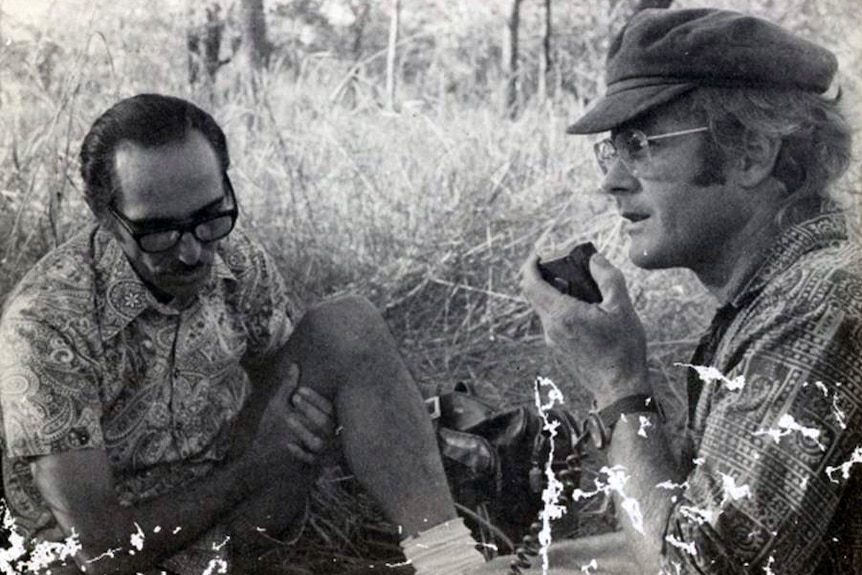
[0,311,105,458]
[222,231,294,362]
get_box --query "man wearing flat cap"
[473,8,861,575]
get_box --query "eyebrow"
[128,193,230,228]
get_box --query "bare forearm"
[70,492,226,572]
[41,451,275,574]
[606,413,683,574]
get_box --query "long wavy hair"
[685,86,853,227]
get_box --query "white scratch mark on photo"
[130,522,145,552]
[825,446,862,483]
[656,480,689,491]
[665,534,697,556]
[679,505,715,525]
[533,376,570,574]
[675,363,746,391]
[637,415,653,438]
[753,414,825,451]
[719,473,752,506]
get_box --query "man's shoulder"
[2,225,101,325]
[216,227,281,281]
[722,236,862,370]
[765,236,862,314]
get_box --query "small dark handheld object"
[537,242,603,303]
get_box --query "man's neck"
[693,209,783,305]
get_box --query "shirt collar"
[727,211,849,310]
[94,227,236,341]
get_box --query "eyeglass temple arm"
[646,126,709,141]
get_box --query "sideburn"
[692,137,728,187]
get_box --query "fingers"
[520,252,572,315]
[588,253,631,312]
[257,367,337,464]
[285,413,326,462]
[521,248,638,346]
[270,362,301,407]
[523,247,630,314]
[284,442,317,465]
[293,389,334,436]
[285,362,301,391]
[294,387,334,420]
[283,387,336,463]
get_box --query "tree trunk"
[350,0,371,61]
[538,0,552,102]
[239,0,270,72]
[385,0,401,112]
[503,0,524,119]
[186,3,227,104]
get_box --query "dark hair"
[79,94,230,216]
[684,87,853,225]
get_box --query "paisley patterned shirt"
[0,224,293,539]
[663,213,862,574]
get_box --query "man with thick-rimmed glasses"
[0,94,484,575]
[471,8,861,575]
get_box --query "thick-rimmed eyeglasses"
[593,127,709,175]
[108,176,239,253]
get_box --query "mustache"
[163,263,210,276]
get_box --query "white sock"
[399,517,486,575]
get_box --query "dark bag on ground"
[426,382,583,555]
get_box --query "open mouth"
[622,213,649,223]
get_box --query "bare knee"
[302,295,391,352]
[306,295,382,335]
[286,296,400,387]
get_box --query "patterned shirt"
[663,213,862,574]
[0,224,293,540]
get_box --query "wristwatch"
[584,394,664,449]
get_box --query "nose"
[600,157,640,197]
[176,231,203,265]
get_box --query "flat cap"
[568,8,838,134]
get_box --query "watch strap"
[588,394,663,449]
[599,394,661,429]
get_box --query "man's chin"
[152,267,212,303]
[628,243,664,270]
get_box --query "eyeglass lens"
[594,131,651,175]
[138,214,236,253]
[593,127,708,175]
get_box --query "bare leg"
[227,477,315,571]
[241,295,458,539]
[283,295,458,537]
[223,368,318,565]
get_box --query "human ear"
[730,131,782,189]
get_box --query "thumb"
[276,362,301,405]
[589,252,632,311]
[286,362,301,392]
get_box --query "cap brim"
[567,83,696,134]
